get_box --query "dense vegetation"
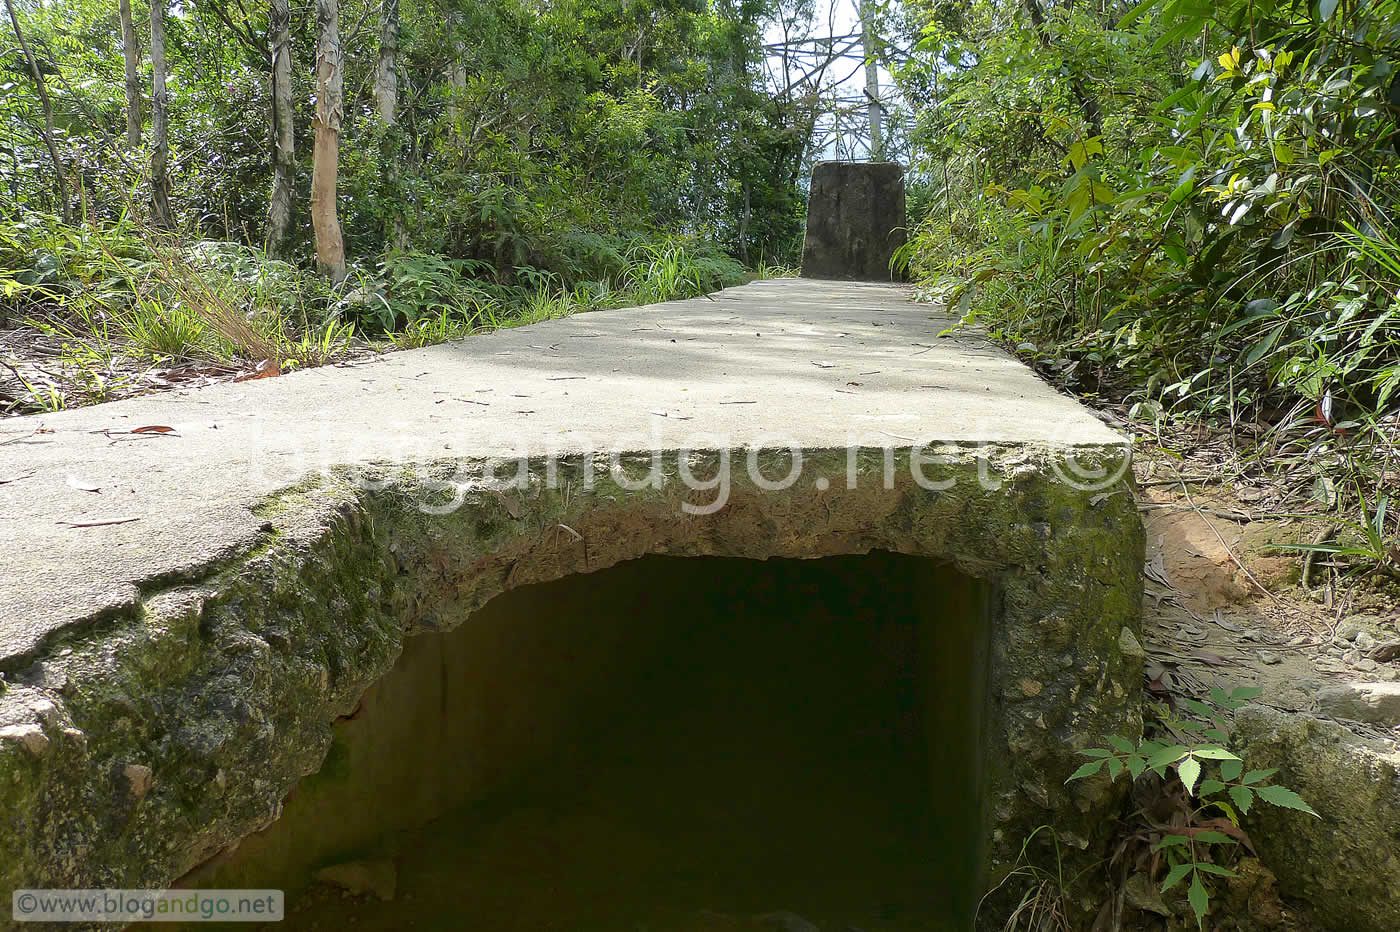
[892,0,1399,561]
[2,0,823,411]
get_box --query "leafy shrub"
[1069,686,1316,927]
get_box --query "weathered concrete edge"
[1232,705,1400,932]
[0,443,1144,924]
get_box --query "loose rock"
[1316,681,1400,727]
[0,723,49,757]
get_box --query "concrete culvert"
[0,281,1144,930]
[185,552,992,930]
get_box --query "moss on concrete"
[0,443,1143,912]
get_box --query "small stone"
[1317,682,1400,726]
[1354,658,1379,673]
[0,723,49,757]
[1356,631,1379,651]
[1019,678,1044,697]
[1123,871,1172,917]
[1118,627,1146,660]
[1344,649,1362,665]
[123,764,154,800]
[1258,650,1282,665]
[1337,622,1363,642]
[314,858,397,902]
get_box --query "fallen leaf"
[234,359,282,382]
[131,425,176,434]
[66,475,101,493]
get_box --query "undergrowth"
[1,213,748,414]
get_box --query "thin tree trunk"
[374,0,407,251]
[445,13,466,139]
[119,0,141,148]
[311,0,346,282]
[149,0,173,228]
[859,0,882,159]
[4,0,69,220]
[267,0,295,257]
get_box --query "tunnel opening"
[199,551,994,931]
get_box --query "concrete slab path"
[0,279,1121,667]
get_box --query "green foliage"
[896,0,1400,548]
[1069,686,1317,928]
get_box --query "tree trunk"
[119,0,141,148]
[859,0,882,159]
[267,0,295,257]
[311,0,347,282]
[374,0,407,251]
[445,13,467,138]
[4,0,69,220]
[149,0,173,228]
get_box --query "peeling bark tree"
[149,0,174,228]
[267,0,295,257]
[119,0,141,148]
[311,0,347,282]
[4,0,69,220]
[374,0,406,251]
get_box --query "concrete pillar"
[800,161,906,281]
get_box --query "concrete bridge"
[0,274,1144,927]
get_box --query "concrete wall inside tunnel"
[188,552,994,929]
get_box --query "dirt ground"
[1127,428,1400,735]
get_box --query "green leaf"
[1155,834,1191,850]
[1192,747,1241,761]
[1194,862,1237,878]
[1320,0,1341,22]
[1147,745,1191,769]
[1126,755,1148,780]
[1256,784,1320,816]
[1242,768,1276,784]
[1183,699,1215,718]
[1107,756,1125,780]
[1188,872,1209,928]
[1117,0,1162,29]
[1161,861,1193,892]
[1229,784,1254,814]
[1199,779,1227,795]
[1221,759,1244,781]
[1179,756,1202,795]
[1193,831,1238,845]
[1107,735,1136,754]
[1231,686,1263,701]
[1067,759,1106,781]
